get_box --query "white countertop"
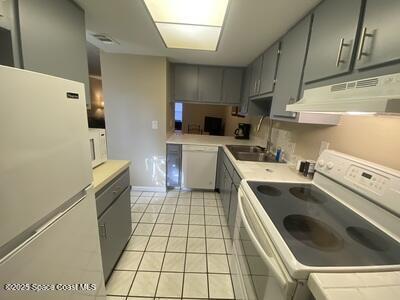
[92,160,131,193]
[226,148,310,183]
[167,133,310,183]
[167,133,256,147]
[308,271,400,300]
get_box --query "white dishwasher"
[181,144,218,190]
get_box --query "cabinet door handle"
[99,224,107,239]
[357,27,373,60]
[336,38,350,67]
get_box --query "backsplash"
[250,115,400,171]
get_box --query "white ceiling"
[76,0,320,67]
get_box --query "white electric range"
[232,150,400,300]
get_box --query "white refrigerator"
[0,66,106,299]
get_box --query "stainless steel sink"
[226,145,284,163]
[235,152,278,162]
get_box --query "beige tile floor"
[106,190,236,300]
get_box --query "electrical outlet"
[152,120,158,130]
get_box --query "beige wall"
[250,115,400,171]
[166,62,175,135]
[182,103,226,134]
[181,103,251,136]
[100,53,167,189]
[224,108,251,136]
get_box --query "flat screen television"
[204,116,223,136]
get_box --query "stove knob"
[318,160,325,167]
[327,162,334,170]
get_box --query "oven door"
[232,187,296,300]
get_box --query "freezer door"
[0,189,106,300]
[0,66,92,249]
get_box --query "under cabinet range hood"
[287,73,400,114]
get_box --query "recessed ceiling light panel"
[156,23,221,51]
[143,0,229,51]
[144,0,229,26]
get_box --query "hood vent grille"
[331,83,347,92]
[356,78,379,88]
[330,77,379,93]
[286,72,400,114]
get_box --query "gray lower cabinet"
[96,170,132,281]
[221,165,231,219]
[271,16,312,119]
[259,42,280,95]
[174,64,199,102]
[216,148,242,235]
[228,183,238,238]
[166,144,181,188]
[216,147,224,190]
[355,0,400,70]
[304,0,363,82]
[198,66,223,103]
[222,67,243,105]
[18,0,91,108]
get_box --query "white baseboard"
[131,186,167,193]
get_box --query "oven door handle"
[238,187,288,289]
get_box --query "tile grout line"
[126,193,162,298]
[153,193,177,299]
[125,190,234,299]
[202,195,211,300]
[180,190,191,300]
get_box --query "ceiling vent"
[92,33,118,45]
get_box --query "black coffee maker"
[234,123,251,139]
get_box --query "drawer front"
[98,187,132,281]
[96,170,130,216]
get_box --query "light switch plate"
[152,120,158,130]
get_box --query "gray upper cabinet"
[259,42,280,95]
[222,67,243,105]
[239,66,251,114]
[173,63,244,105]
[198,66,223,103]
[18,0,91,108]
[355,0,400,70]
[304,0,363,83]
[249,55,263,97]
[271,16,312,119]
[174,64,199,102]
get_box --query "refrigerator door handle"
[0,191,87,264]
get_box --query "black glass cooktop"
[248,181,400,267]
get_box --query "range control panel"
[345,166,388,195]
[316,150,400,216]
